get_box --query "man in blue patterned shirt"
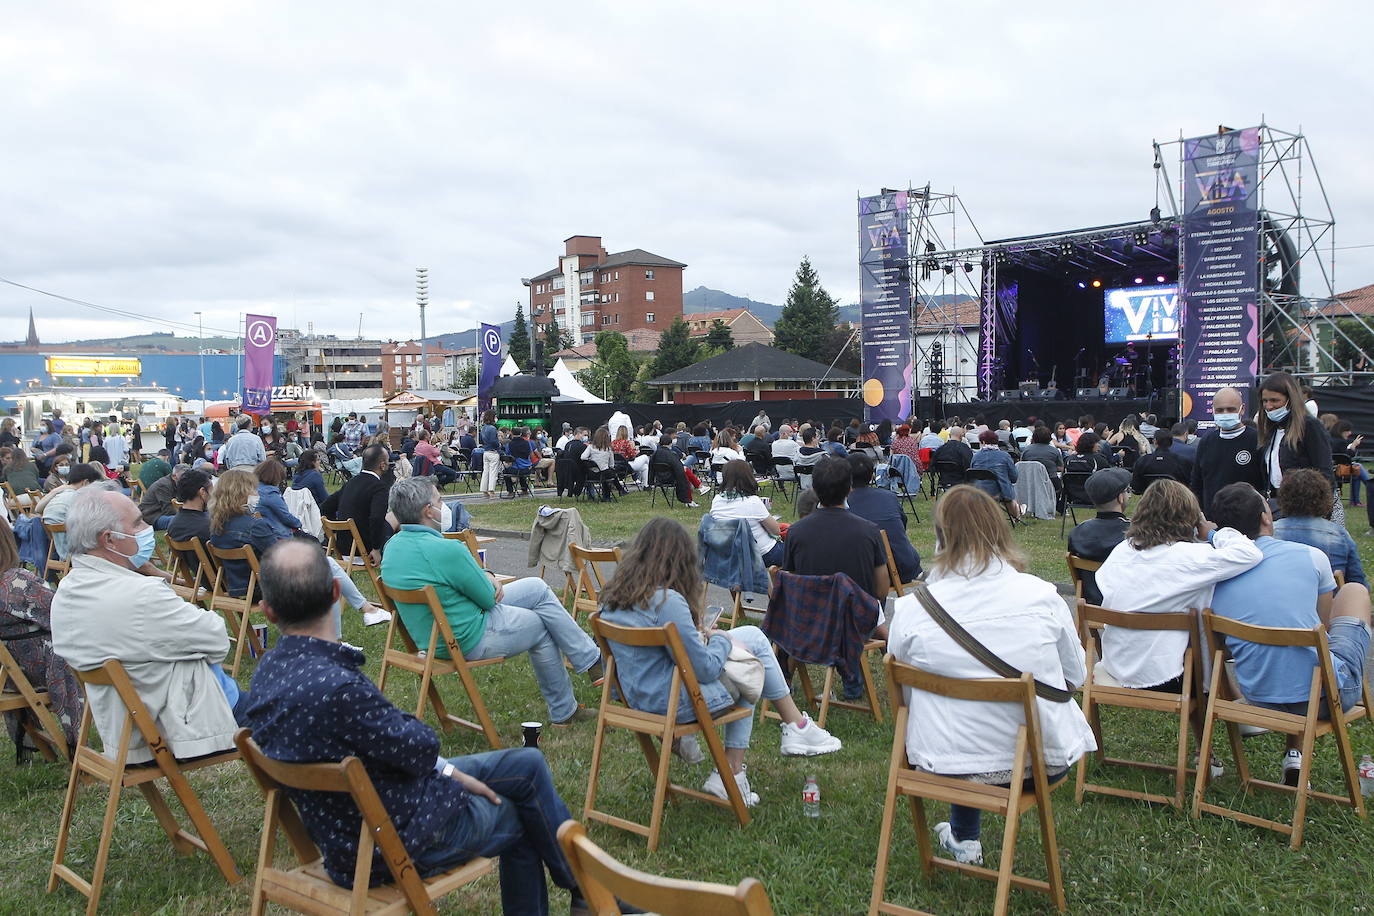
[243,539,601,915]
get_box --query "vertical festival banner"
[1180,127,1261,421]
[478,322,502,411]
[858,191,913,423]
[242,314,277,416]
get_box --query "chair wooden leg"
[860,654,883,724]
[818,667,834,730]
[85,775,125,915]
[138,782,197,855]
[1036,782,1068,912]
[796,664,820,718]
[909,794,933,876]
[230,604,254,680]
[48,751,85,893]
[455,662,502,750]
[163,768,241,883]
[1192,674,1222,818]
[1173,701,1191,810]
[993,772,1024,916]
[582,700,611,822]
[645,726,675,852]
[1329,711,1367,819]
[1290,722,1319,849]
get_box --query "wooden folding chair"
[869,657,1068,916]
[1074,603,1200,808]
[557,819,775,916]
[41,520,70,581]
[569,544,621,620]
[207,543,266,678]
[234,729,493,916]
[375,581,505,749]
[0,638,70,761]
[443,528,517,586]
[1192,611,1372,848]
[49,660,241,914]
[1064,553,1102,604]
[584,612,754,851]
[323,517,384,593]
[4,481,29,516]
[164,535,213,607]
[880,529,917,598]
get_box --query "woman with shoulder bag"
[597,518,841,808]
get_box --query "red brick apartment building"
[523,236,686,345]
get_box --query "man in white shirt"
[770,424,800,480]
[219,414,267,469]
[51,487,242,764]
[1011,420,1033,450]
[103,416,128,468]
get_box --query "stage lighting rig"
[1150,205,1162,224]
[942,264,954,275]
[1091,279,1102,288]
[963,262,974,273]
[925,241,937,254]
[1077,281,1087,289]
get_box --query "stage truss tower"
[1157,124,1374,382]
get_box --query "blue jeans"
[467,578,601,722]
[949,770,1068,841]
[411,748,577,916]
[705,625,791,750]
[1252,617,1371,718]
[326,556,367,639]
[1351,463,1371,503]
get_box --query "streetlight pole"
[416,268,429,390]
[195,311,206,408]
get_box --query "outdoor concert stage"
[942,396,1165,427]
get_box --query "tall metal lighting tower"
[416,267,429,389]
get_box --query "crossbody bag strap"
[912,582,1073,703]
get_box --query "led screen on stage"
[1103,283,1179,344]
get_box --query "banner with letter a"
[858,191,912,423]
[1179,127,1261,422]
[242,314,277,416]
[478,323,502,412]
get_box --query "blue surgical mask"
[113,527,157,568]
[1265,406,1290,422]
[1214,413,1242,430]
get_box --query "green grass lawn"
[7,482,1374,914]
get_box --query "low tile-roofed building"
[648,342,858,404]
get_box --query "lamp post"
[416,268,429,390]
[194,311,206,409]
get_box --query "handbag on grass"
[910,582,1073,703]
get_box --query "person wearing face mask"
[381,477,604,727]
[50,486,246,766]
[1256,371,1339,523]
[1190,386,1267,518]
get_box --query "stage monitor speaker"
[1039,388,1061,399]
[1018,382,1040,395]
[1075,388,1097,398]
[997,389,1020,401]
[1108,387,1130,399]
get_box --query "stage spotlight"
[942,264,954,275]
[1091,279,1102,288]
[1077,281,1087,289]
[1134,277,1144,284]
[1150,205,1162,224]
[1156,274,1166,283]
[925,241,936,254]
[962,262,973,273]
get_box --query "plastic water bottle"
[802,776,820,818]
[1359,754,1374,797]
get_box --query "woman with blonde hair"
[598,518,840,806]
[887,485,1093,866]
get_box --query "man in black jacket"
[1067,467,1132,605]
[1131,428,1191,493]
[649,435,696,506]
[321,444,392,563]
[931,426,973,488]
[1190,386,1266,517]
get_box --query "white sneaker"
[779,715,842,756]
[1240,723,1270,737]
[1193,754,1225,779]
[703,765,758,806]
[1282,749,1304,787]
[672,735,704,764]
[934,821,983,865]
[362,608,393,627]
[685,501,700,508]
[698,485,712,495]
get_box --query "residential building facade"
[281,333,385,400]
[523,235,686,346]
[684,308,775,347]
[382,340,449,395]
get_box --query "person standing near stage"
[1256,371,1340,523]
[1190,386,1266,518]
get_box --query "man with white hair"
[219,413,267,469]
[50,486,242,763]
[771,424,800,479]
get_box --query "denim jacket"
[599,588,735,721]
[698,514,771,594]
[1273,515,1366,586]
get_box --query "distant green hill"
[1,330,240,351]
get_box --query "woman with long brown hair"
[598,518,840,807]
[887,485,1093,866]
[1257,370,1339,519]
[0,515,81,752]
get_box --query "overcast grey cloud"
[3,1,1372,343]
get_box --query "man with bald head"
[51,485,242,763]
[1191,385,1267,517]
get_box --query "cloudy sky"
[4,1,1372,344]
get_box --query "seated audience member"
[599,518,840,806]
[1330,419,1371,506]
[610,427,649,487]
[289,448,329,507]
[783,456,889,649]
[1011,419,1033,450]
[37,463,105,560]
[1131,428,1190,493]
[41,448,75,493]
[166,468,213,569]
[380,477,602,726]
[0,515,82,749]
[254,458,304,538]
[1094,480,1262,758]
[1066,468,1132,605]
[501,427,536,496]
[1190,388,1265,518]
[209,469,280,596]
[918,421,946,451]
[708,460,784,566]
[1020,424,1065,482]
[709,429,746,466]
[321,445,393,564]
[771,424,800,463]
[850,424,884,462]
[51,487,245,762]
[327,435,364,477]
[686,424,712,456]
[1169,421,1198,471]
[890,424,922,465]
[138,461,186,530]
[1273,469,1366,586]
[931,426,973,488]
[648,435,700,507]
[242,540,602,915]
[795,487,820,519]
[412,429,459,487]
[582,426,621,498]
[1065,431,1111,476]
[2,450,40,504]
[1209,481,1372,784]
[968,429,1021,520]
[742,425,771,464]
[823,427,849,457]
[796,427,825,462]
[846,453,922,584]
[887,485,1094,866]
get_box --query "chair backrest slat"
[1077,601,1195,633]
